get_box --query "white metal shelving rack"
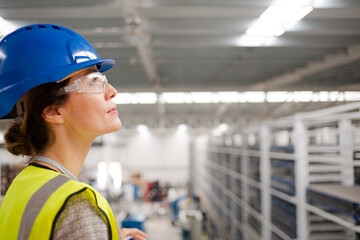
[191,102,360,240]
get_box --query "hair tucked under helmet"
[4,80,69,157]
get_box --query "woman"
[0,24,148,240]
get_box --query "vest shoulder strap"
[18,174,70,240]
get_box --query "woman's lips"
[107,107,118,114]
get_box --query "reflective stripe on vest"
[18,174,70,240]
[0,165,120,240]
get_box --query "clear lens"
[63,72,107,94]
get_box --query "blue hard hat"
[0,23,115,119]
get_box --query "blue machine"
[170,195,189,224]
[122,213,146,233]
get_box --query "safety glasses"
[62,72,108,94]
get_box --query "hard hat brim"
[0,58,115,119]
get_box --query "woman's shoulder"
[53,189,109,240]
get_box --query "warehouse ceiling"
[0,0,360,130]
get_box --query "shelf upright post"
[260,122,271,240]
[294,114,308,240]
[339,118,354,185]
[243,132,250,238]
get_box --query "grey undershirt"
[53,190,110,240]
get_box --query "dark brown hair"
[4,79,70,157]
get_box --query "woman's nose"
[105,82,117,100]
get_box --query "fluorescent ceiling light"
[246,26,284,38]
[328,92,341,102]
[266,91,289,102]
[218,123,229,132]
[318,91,330,102]
[285,6,313,29]
[293,91,313,102]
[217,91,237,103]
[245,92,266,103]
[218,91,245,103]
[113,92,157,104]
[345,92,360,101]
[241,1,313,46]
[177,124,188,132]
[160,92,193,104]
[292,6,314,23]
[191,92,218,103]
[113,93,133,104]
[237,35,266,46]
[311,92,320,102]
[136,124,149,133]
[212,123,229,136]
[248,5,311,37]
[135,93,157,104]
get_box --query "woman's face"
[59,67,122,139]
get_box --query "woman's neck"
[37,135,93,178]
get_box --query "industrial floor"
[117,201,183,240]
[145,212,182,240]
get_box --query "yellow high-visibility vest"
[0,165,120,240]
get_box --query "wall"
[0,149,24,165]
[83,129,191,187]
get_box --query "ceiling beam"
[248,44,360,91]
[122,0,161,87]
[0,5,124,19]
[216,103,232,118]
[139,6,263,19]
[122,0,163,122]
[150,37,359,48]
[141,0,273,8]
[271,102,296,118]
[75,20,360,37]
[142,0,360,10]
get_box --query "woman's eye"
[90,77,103,85]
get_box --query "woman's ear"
[42,105,64,124]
